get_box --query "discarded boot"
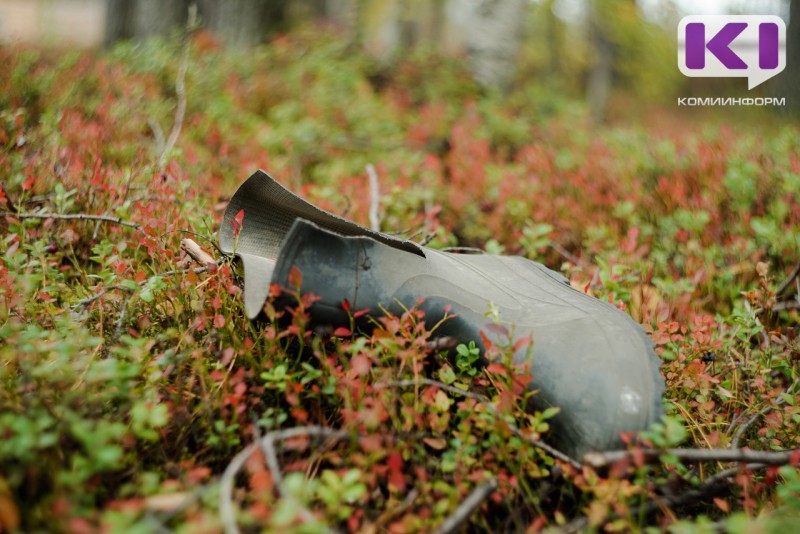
[219,170,665,458]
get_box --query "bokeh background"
[0,0,797,122]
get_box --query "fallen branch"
[219,441,258,534]
[776,261,800,296]
[549,242,584,267]
[563,463,768,533]
[773,300,800,311]
[376,378,582,470]
[113,292,135,341]
[431,480,498,534]
[731,379,798,448]
[583,447,799,468]
[73,262,217,310]
[220,425,345,534]
[366,163,381,232]
[180,237,215,266]
[1,211,140,229]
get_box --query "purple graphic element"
[759,23,779,69]
[686,22,748,70]
[707,22,748,69]
[677,15,787,90]
[686,23,706,69]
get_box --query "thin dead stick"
[418,232,437,246]
[563,463,767,533]
[73,263,214,310]
[376,378,582,470]
[629,462,768,521]
[431,480,498,534]
[113,292,134,340]
[731,379,798,448]
[1,211,140,229]
[180,238,215,266]
[219,441,258,534]
[550,242,584,266]
[73,285,131,309]
[148,117,166,154]
[776,262,800,296]
[773,300,800,311]
[260,426,348,498]
[220,426,344,534]
[366,163,381,232]
[372,489,420,530]
[159,3,196,168]
[583,447,799,468]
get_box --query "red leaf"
[485,363,507,375]
[422,437,447,450]
[713,497,729,513]
[350,354,371,375]
[230,209,245,238]
[341,299,351,313]
[288,265,303,289]
[21,176,34,191]
[485,323,509,338]
[187,466,211,484]
[353,308,370,319]
[387,451,405,491]
[214,314,225,329]
[479,330,493,351]
[134,270,146,283]
[333,327,352,337]
[513,335,533,353]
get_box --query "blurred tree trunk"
[586,0,615,122]
[199,0,288,49]
[105,0,287,47]
[780,1,799,116]
[104,0,133,45]
[453,0,528,90]
[544,0,561,77]
[105,0,190,43]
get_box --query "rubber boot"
[219,170,664,458]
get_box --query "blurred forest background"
[1,0,798,121]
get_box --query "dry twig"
[180,237,215,266]
[73,263,215,311]
[776,262,800,296]
[1,211,141,229]
[731,379,798,448]
[583,447,799,468]
[220,426,344,534]
[563,463,769,533]
[431,480,498,534]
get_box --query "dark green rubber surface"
[220,170,665,458]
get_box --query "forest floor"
[1,25,799,533]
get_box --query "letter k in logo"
[686,22,748,69]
